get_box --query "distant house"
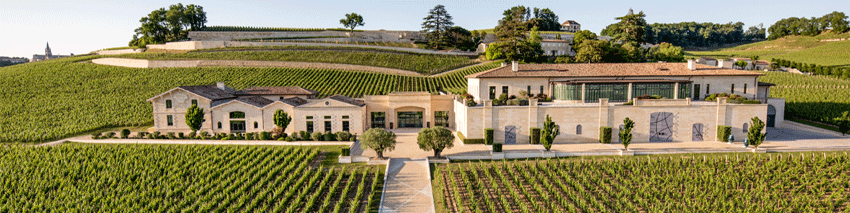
[696,57,717,66]
[32,43,71,62]
[541,39,573,56]
[560,20,581,32]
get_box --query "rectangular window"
[706,84,710,95]
[553,84,581,100]
[230,121,246,132]
[371,112,386,128]
[343,121,350,132]
[731,84,735,94]
[191,99,197,106]
[306,121,314,133]
[502,86,508,95]
[489,86,496,99]
[165,100,172,109]
[435,111,450,127]
[167,115,173,126]
[585,83,628,103]
[677,83,691,99]
[306,116,313,120]
[324,116,332,119]
[540,86,544,94]
[324,121,332,132]
[693,84,701,100]
[342,115,349,119]
[744,84,748,94]
[527,86,531,94]
[632,83,675,99]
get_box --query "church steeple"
[45,42,52,57]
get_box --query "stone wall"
[96,49,144,55]
[92,58,423,76]
[189,30,428,42]
[145,41,477,56]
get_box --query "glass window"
[731,84,735,94]
[743,123,748,133]
[254,122,258,129]
[489,86,496,99]
[540,86,544,94]
[167,115,173,126]
[586,83,628,103]
[306,121,314,133]
[744,84,748,94]
[502,86,508,95]
[306,116,313,120]
[342,115,349,119]
[325,121,332,132]
[165,100,172,109]
[191,99,197,106]
[371,112,386,128]
[706,84,710,95]
[677,83,691,99]
[229,111,245,119]
[693,84,701,100]
[217,122,222,129]
[324,116,332,119]
[435,111,450,127]
[553,84,581,100]
[527,86,531,94]
[343,121,350,132]
[230,121,246,132]
[576,125,582,135]
[632,83,675,99]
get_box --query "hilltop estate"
[150,60,784,143]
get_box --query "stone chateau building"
[32,43,71,62]
[150,60,783,144]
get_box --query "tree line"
[129,3,206,48]
[767,11,849,40]
[602,21,765,49]
[772,58,850,78]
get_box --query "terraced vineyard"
[0,57,496,142]
[686,33,850,68]
[435,153,850,213]
[0,144,383,212]
[758,71,850,125]
[118,46,474,75]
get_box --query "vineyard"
[0,144,383,212]
[0,57,497,142]
[686,33,850,68]
[758,71,850,126]
[117,46,475,75]
[435,152,850,213]
[198,26,359,32]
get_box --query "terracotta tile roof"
[465,63,763,78]
[237,86,318,96]
[328,95,366,107]
[279,97,309,107]
[178,85,236,100]
[561,20,579,26]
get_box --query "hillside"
[687,32,850,68]
[758,71,850,127]
[0,56,497,142]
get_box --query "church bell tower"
[45,42,52,57]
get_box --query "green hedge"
[492,143,502,152]
[456,131,484,144]
[717,125,732,142]
[341,148,351,156]
[484,128,494,145]
[599,127,612,144]
[530,128,541,144]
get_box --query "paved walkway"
[380,158,435,213]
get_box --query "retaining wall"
[92,58,424,76]
[96,49,144,55]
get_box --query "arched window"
[743,123,749,133]
[254,122,258,129]
[576,125,582,135]
[230,111,245,119]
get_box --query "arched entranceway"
[767,105,777,127]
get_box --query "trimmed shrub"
[166,132,176,140]
[323,131,336,141]
[311,132,323,141]
[530,127,541,144]
[137,132,147,139]
[741,100,761,104]
[599,127,612,144]
[300,131,310,141]
[484,128,494,145]
[278,137,286,141]
[152,131,162,139]
[492,143,502,152]
[199,131,210,140]
[245,132,255,140]
[350,134,357,141]
[259,131,272,140]
[341,148,351,156]
[104,132,115,139]
[336,131,352,141]
[178,132,185,139]
[91,132,102,139]
[187,131,196,139]
[120,129,131,139]
[717,125,732,142]
[456,131,484,144]
[285,136,295,142]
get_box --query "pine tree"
[619,117,635,150]
[541,115,559,151]
[421,5,454,49]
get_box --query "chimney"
[216,82,226,90]
[687,59,697,70]
[501,62,507,67]
[511,61,518,72]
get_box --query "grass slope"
[116,46,475,75]
[0,57,497,142]
[687,32,850,68]
[0,143,383,212]
[758,71,850,125]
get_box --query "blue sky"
[0,0,846,58]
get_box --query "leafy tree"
[571,30,597,52]
[447,26,474,50]
[835,111,850,136]
[485,43,505,60]
[339,13,365,33]
[421,5,454,49]
[130,3,206,48]
[611,9,648,44]
[648,42,684,62]
[531,8,560,31]
[747,117,767,148]
[735,60,749,70]
[619,117,635,150]
[768,12,849,40]
[619,42,644,62]
[575,40,611,63]
[185,104,205,133]
[361,128,397,159]
[274,109,291,132]
[416,126,454,158]
[541,115,559,151]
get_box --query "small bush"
[530,128,541,144]
[187,131,196,139]
[259,131,271,140]
[599,127,612,144]
[457,131,484,144]
[300,131,310,141]
[341,148,351,156]
[137,132,147,139]
[492,143,502,152]
[323,131,336,141]
[91,132,102,139]
[350,134,357,141]
[271,127,285,138]
[102,132,115,139]
[278,137,286,141]
[311,132,323,141]
[120,129,131,139]
[178,132,185,139]
[742,100,761,104]
[152,131,162,139]
[166,132,176,140]
[484,128,494,145]
[336,131,352,141]
[199,131,210,140]
[717,125,732,142]
[285,136,296,142]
